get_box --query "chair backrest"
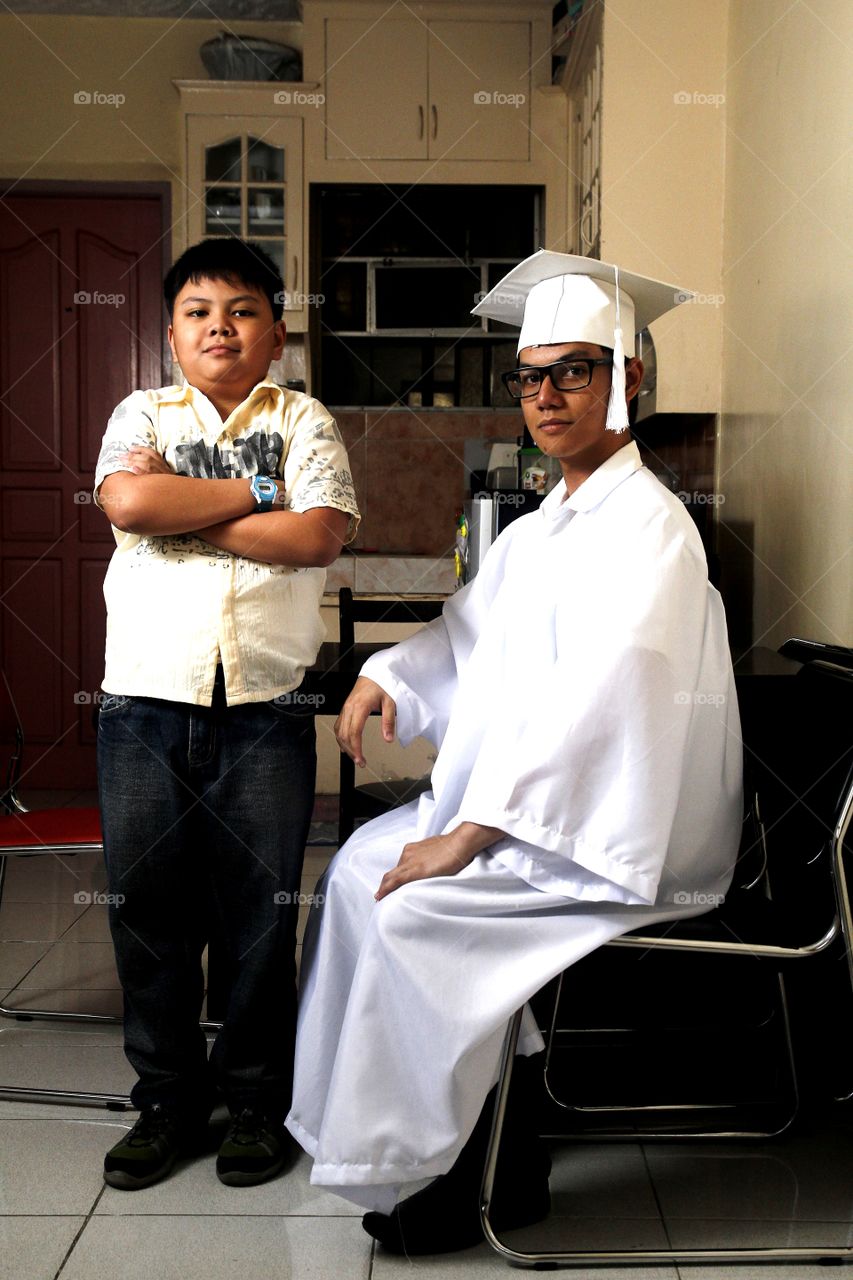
[338,587,445,655]
[737,656,853,930]
[0,670,24,812]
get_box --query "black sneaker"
[103,1104,209,1190]
[215,1108,291,1187]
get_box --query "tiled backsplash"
[333,407,719,573]
[325,555,456,597]
[334,407,521,557]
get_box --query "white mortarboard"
[472,250,693,431]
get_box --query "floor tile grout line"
[53,1183,109,1279]
[640,1139,679,1257]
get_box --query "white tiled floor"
[2,795,853,1279]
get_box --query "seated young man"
[284,252,743,1254]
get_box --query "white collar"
[540,440,643,519]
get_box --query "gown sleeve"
[452,515,728,905]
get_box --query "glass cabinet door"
[187,116,304,326]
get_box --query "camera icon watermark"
[73,690,107,706]
[673,890,726,907]
[273,291,325,308]
[74,890,125,905]
[473,288,518,307]
[273,90,325,107]
[675,490,726,506]
[474,490,525,507]
[73,490,93,505]
[272,690,326,709]
[73,90,126,108]
[273,890,325,906]
[674,290,725,307]
[73,290,125,307]
[673,90,725,108]
[473,90,525,108]
[674,690,727,707]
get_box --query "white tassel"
[606,265,630,432]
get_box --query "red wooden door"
[0,189,167,790]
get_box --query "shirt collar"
[541,440,643,520]
[169,377,284,425]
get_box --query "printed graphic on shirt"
[173,432,284,479]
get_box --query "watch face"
[252,476,277,506]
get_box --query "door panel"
[0,190,166,789]
[428,21,532,162]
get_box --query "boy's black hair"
[164,238,284,321]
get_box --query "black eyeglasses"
[501,358,614,400]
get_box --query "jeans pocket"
[266,685,320,720]
[98,692,133,718]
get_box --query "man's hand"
[120,446,173,476]
[334,676,396,768]
[374,822,505,900]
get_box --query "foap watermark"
[271,690,326,709]
[273,90,325,107]
[73,90,126,108]
[676,490,725,506]
[672,890,725,907]
[273,890,325,906]
[673,290,725,307]
[74,890,125,905]
[674,691,727,707]
[673,90,725,108]
[473,90,526,108]
[73,690,108,706]
[274,291,325,308]
[473,288,517,308]
[74,291,125,307]
[474,490,526,506]
[73,490,94,505]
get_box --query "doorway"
[0,183,169,788]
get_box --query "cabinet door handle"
[418,104,424,139]
[292,255,298,294]
[579,209,594,255]
[431,104,438,140]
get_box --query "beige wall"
[0,15,301,184]
[718,0,853,649]
[600,0,728,413]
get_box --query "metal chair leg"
[480,1009,853,1268]
[0,1002,222,1110]
[541,969,800,1141]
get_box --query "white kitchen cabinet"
[185,114,305,328]
[324,15,532,161]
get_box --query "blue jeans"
[97,672,316,1119]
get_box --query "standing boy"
[95,238,358,1190]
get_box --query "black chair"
[481,645,853,1267]
[337,587,445,846]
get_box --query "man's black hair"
[164,238,284,321]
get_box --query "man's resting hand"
[334,676,397,769]
[375,822,505,901]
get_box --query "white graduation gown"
[286,441,743,1212]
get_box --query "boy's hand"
[121,446,172,476]
[335,676,396,768]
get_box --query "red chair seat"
[0,806,103,851]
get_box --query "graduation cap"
[472,250,693,431]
